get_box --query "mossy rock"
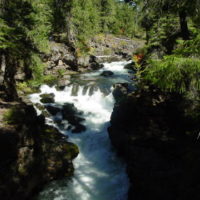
[63,142,79,160]
[40,93,55,103]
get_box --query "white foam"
[29,61,131,200]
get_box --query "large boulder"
[57,75,71,89]
[100,71,114,77]
[45,105,61,115]
[77,56,90,67]
[40,93,55,103]
[0,103,79,200]
[61,103,86,133]
[112,83,129,102]
[108,88,200,200]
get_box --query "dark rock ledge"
[108,88,200,200]
[0,100,79,200]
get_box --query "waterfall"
[29,61,132,200]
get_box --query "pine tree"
[99,0,117,33]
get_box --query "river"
[29,60,132,200]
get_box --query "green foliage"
[144,56,200,93]
[112,3,136,37]
[57,69,66,77]
[0,0,34,55]
[68,0,139,52]
[137,0,200,97]
[28,0,53,53]
[43,75,57,85]
[0,19,15,49]
[174,32,200,57]
[148,15,179,52]
[29,54,45,81]
[70,0,101,40]
[100,0,117,32]
[17,82,35,94]
[0,0,139,88]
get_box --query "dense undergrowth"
[128,0,200,95]
[120,0,200,137]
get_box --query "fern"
[144,56,200,93]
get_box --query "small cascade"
[29,60,132,200]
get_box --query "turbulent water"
[29,61,132,200]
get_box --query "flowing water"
[29,61,132,200]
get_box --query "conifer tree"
[99,0,117,33]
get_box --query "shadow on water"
[37,97,128,200]
[33,61,132,200]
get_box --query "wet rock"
[62,103,78,116]
[88,56,104,70]
[89,62,103,70]
[34,103,51,118]
[45,105,61,115]
[71,124,86,133]
[40,93,55,103]
[112,83,129,102]
[62,103,86,133]
[100,71,114,77]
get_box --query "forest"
[1,0,200,96]
[0,0,137,94]
[0,0,200,200]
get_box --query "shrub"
[144,56,200,93]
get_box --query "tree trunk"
[146,28,150,44]
[0,0,6,16]
[4,53,18,101]
[179,10,190,40]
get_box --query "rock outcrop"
[43,41,103,77]
[0,102,79,200]
[40,93,55,104]
[90,34,145,62]
[61,103,86,133]
[108,88,200,200]
[43,36,144,80]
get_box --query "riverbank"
[0,96,79,199]
[108,86,200,200]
